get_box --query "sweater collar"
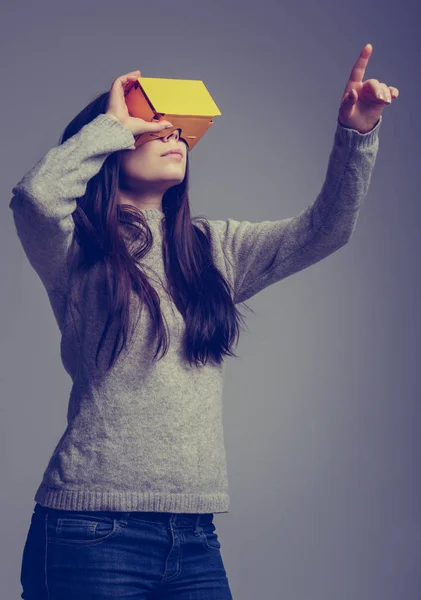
[137,208,165,220]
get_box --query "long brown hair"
[62,91,252,371]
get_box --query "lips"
[161,150,183,157]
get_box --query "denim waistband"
[33,502,213,528]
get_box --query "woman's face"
[119,128,188,193]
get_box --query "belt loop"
[195,514,202,530]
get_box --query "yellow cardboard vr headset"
[124,76,221,152]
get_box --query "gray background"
[1,0,419,598]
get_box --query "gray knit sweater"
[9,112,381,513]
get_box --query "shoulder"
[192,216,238,241]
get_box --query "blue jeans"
[20,502,233,599]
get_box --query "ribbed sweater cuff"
[335,114,382,148]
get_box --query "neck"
[117,187,164,213]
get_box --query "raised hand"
[338,44,399,134]
[105,70,174,138]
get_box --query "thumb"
[345,89,357,106]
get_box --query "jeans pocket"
[197,522,221,553]
[48,513,121,547]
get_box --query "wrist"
[105,112,121,124]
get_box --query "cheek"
[124,152,154,176]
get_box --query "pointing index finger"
[347,43,372,86]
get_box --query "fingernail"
[164,123,173,129]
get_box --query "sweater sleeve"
[201,116,382,305]
[9,113,136,293]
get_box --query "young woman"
[12,45,397,599]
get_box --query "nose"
[161,127,188,149]
[164,128,180,142]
